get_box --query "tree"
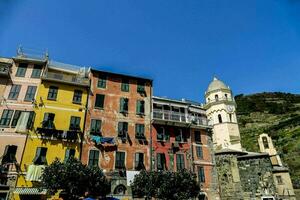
[41,157,110,200]
[131,169,200,200]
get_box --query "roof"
[237,152,269,159]
[215,148,247,155]
[153,96,204,108]
[91,68,153,82]
[206,77,230,93]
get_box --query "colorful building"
[14,61,89,200]
[151,96,219,200]
[81,69,152,198]
[0,51,48,200]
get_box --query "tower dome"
[206,77,229,93]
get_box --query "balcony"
[152,109,209,127]
[36,127,80,142]
[42,70,89,87]
[0,64,10,77]
[206,97,235,104]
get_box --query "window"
[97,75,106,88]
[26,111,35,130]
[175,129,183,142]
[8,85,21,100]
[33,147,47,165]
[47,86,58,100]
[73,90,82,104]
[136,100,145,115]
[64,148,75,161]
[88,150,99,167]
[157,153,166,170]
[218,114,222,123]
[195,131,201,143]
[24,86,37,101]
[135,124,145,139]
[16,63,27,77]
[229,114,232,122]
[118,122,128,138]
[90,119,101,135]
[196,146,203,159]
[95,94,105,109]
[120,98,129,113]
[225,94,228,99]
[135,153,144,170]
[157,127,164,141]
[198,166,205,182]
[0,110,14,127]
[69,116,81,130]
[115,151,125,169]
[31,65,42,78]
[1,145,17,164]
[121,79,129,92]
[42,113,55,129]
[11,110,22,127]
[176,154,185,171]
[262,136,269,149]
[137,81,145,93]
[276,176,283,184]
[215,94,219,101]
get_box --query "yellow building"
[14,61,90,200]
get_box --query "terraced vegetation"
[235,92,300,188]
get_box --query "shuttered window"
[1,145,17,164]
[90,119,101,135]
[72,90,82,104]
[95,94,105,109]
[176,154,185,171]
[8,85,21,100]
[97,75,106,88]
[135,124,145,139]
[120,98,128,113]
[42,113,55,129]
[0,110,14,127]
[135,153,144,170]
[69,116,81,130]
[196,146,203,159]
[88,150,99,167]
[118,122,128,138]
[157,153,166,170]
[64,148,76,161]
[121,79,129,92]
[24,86,37,101]
[11,110,22,127]
[47,86,58,100]
[195,131,201,143]
[31,65,42,78]
[136,100,145,115]
[33,147,47,165]
[198,166,205,182]
[16,63,27,77]
[115,151,125,169]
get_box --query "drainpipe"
[149,80,153,171]
[79,70,91,161]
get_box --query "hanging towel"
[91,135,115,145]
[25,165,45,182]
[15,112,30,133]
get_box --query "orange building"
[81,69,152,198]
[151,96,219,200]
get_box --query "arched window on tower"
[218,114,222,123]
[215,95,219,101]
[225,94,228,100]
[229,114,232,122]
[262,136,269,149]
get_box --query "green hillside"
[235,92,300,188]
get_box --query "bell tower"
[204,77,242,151]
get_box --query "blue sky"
[1,0,300,102]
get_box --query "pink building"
[0,51,48,199]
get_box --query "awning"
[14,187,47,195]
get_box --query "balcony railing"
[0,64,10,77]
[16,46,48,61]
[152,109,208,126]
[42,71,89,86]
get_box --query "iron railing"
[152,109,208,126]
[42,71,89,86]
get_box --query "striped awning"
[14,187,47,195]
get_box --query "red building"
[81,69,152,198]
[151,96,219,200]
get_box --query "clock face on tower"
[226,105,235,113]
